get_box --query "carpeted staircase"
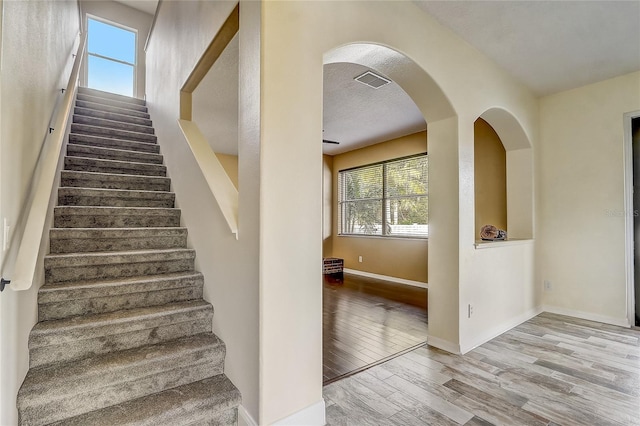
[17,87,240,425]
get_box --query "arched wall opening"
[322,43,461,356]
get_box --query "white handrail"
[177,119,239,239]
[4,32,87,291]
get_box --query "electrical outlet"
[468,304,473,318]
[358,256,363,263]
[544,280,552,291]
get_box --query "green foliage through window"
[338,154,428,238]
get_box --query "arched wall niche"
[477,107,534,239]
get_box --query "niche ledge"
[474,238,533,249]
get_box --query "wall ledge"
[474,238,533,249]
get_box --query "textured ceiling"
[112,0,157,15]
[322,63,425,156]
[415,0,640,96]
[186,0,640,157]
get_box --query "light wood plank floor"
[324,312,640,425]
[323,274,428,384]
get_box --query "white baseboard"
[343,268,428,289]
[542,305,631,328]
[460,306,543,354]
[272,399,326,426]
[426,335,461,354]
[238,405,258,426]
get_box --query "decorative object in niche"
[480,224,506,241]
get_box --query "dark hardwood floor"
[324,312,640,425]
[323,273,429,384]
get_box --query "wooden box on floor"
[323,257,343,283]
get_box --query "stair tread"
[67,144,163,163]
[69,133,158,151]
[45,247,195,263]
[50,226,187,235]
[77,93,148,113]
[49,374,240,426]
[79,87,146,105]
[75,106,151,125]
[75,99,150,118]
[58,187,174,198]
[54,206,180,215]
[61,170,169,183]
[31,300,211,337]
[20,333,221,395]
[73,115,155,134]
[71,123,157,143]
[40,271,202,296]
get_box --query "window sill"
[474,239,533,249]
[338,234,428,241]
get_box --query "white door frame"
[623,110,640,328]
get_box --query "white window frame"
[338,153,429,239]
[85,14,138,96]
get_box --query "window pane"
[88,18,136,64]
[88,55,134,96]
[342,165,383,200]
[340,200,383,235]
[386,197,429,237]
[386,156,428,197]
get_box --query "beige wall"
[216,153,239,190]
[323,155,333,257]
[538,71,640,325]
[0,1,80,423]
[474,118,507,238]
[146,0,260,422]
[80,0,152,99]
[261,1,538,422]
[330,131,428,283]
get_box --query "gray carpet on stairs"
[16,86,240,426]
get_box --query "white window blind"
[338,154,428,238]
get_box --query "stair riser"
[20,360,222,426]
[70,133,159,153]
[74,107,152,127]
[54,212,180,228]
[75,99,150,119]
[76,93,148,113]
[58,193,175,208]
[60,172,171,192]
[30,315,212,368]
[67,144,164,164]
[78,87,147,106]
[73,115,155,135]
[65,157,166,177]
[45,257,194,283]
[39,286,203,321]
[71,123,157,143]
[50,232,187,253]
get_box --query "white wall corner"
[426,335,461,355]
[272,399,326,426]
[460,306,543,354]
[542,305,631,328]
[238,405,258,426]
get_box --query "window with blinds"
[338,154,428,238]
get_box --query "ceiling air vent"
[354,70,391,89]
